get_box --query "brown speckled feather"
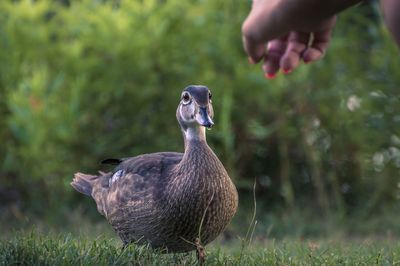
[90,147,237,252]
[71,85,238,253]
[96,152,182,216]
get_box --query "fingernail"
[248,57,255,64]
[264,73,276,79]
[282,68,292,74]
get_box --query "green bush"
[0,0,399,219]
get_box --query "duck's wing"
[95,152,183,218]
[114,152,182,178]
[101,158,123,165]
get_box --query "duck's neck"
[176,126,225,183]
[183,126,207,148]
[179,126,217,165]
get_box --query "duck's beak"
[196,106,214,128]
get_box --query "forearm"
[283,0,362,15]
[381,0,400,46]
[279,0,363,28]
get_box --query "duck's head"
[177,85,214,140]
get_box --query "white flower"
[347,95,361,111]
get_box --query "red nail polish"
[283,68,292,74]
[264,73,276,79]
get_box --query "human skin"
[381,0,400,46]
[242,0,399,78]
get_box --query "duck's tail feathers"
[71,172,98,196]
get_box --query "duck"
[71,85,238,253]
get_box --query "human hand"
[242,0,351,78]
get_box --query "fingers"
[262,32,309,77]
[262,36,287,78]
[302,28,332,63]
[280,32,309,73]
[259,28,332,78]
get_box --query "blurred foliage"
[0,0,399,223]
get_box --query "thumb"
[242,0,289,63]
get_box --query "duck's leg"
[195,238,206,265]
[121,243,128,252]
[120,238,131,251]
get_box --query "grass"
[1,231,400,265]
[2,193,400,265]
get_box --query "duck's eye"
[181,92,191,104]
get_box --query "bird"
[71,85,238,254]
